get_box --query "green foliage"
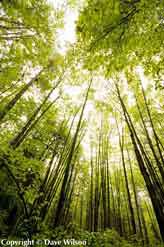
[1,0,164,245]
[77,0,164,76]
[31,224,164,247]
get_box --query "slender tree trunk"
[9,74,62,148]
[135,93,164,181]
[140,204,149,245]
[54,81,92,227]
[140,81,164,165]
[127,150,144,240]
[106,151,111,228]
[80,195,83,228]
[115,80,164,241]
[0,69,43,122]
[116,119,136,235]
[145,202,161,241]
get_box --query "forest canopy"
[0,0,164,247]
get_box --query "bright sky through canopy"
[47,0,150,160]
[48,0,78,54]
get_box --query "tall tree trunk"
[54,80,92,227]
[127,150,144,240]
[135,92,164,181]
[9,74,62,148]
[117,121,137,235]
[115,80,164,241]
[139,81,164,166]
[0,69,43,122]
[140,204,149,245]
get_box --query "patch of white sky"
[135,65,157,104]
[135,66,149,90]
[62,80,109,158]
[118,66,154,107]
[47,0,109,114]
[136,66,164,114]
[48,0,79,54]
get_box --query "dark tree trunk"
[0,69,43,122]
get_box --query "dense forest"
[0,0,164,246]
